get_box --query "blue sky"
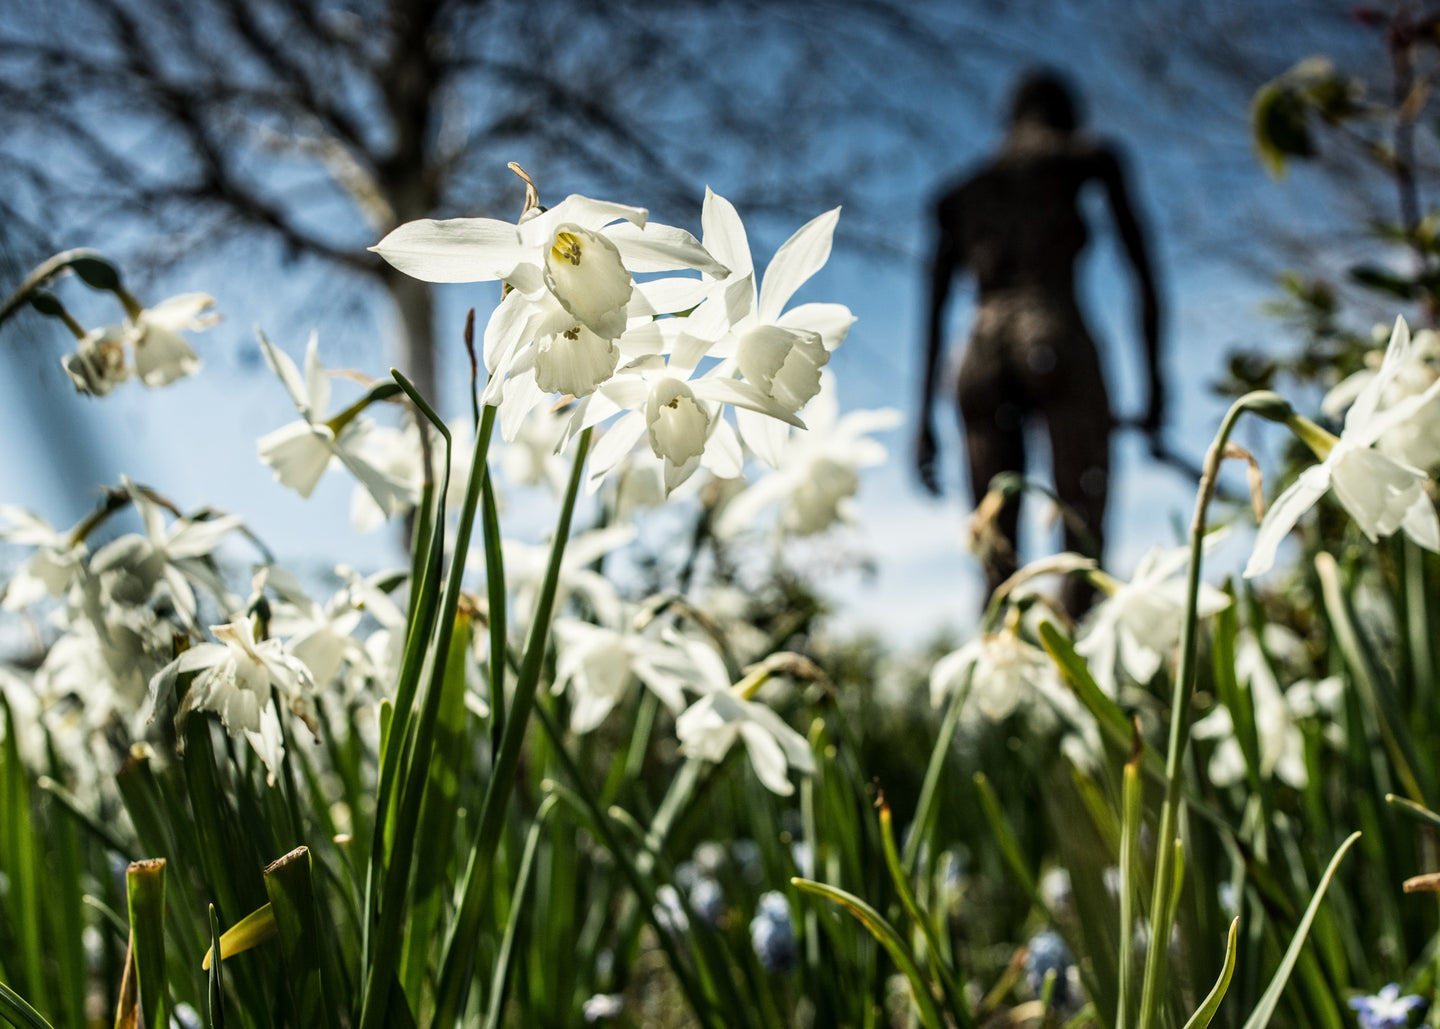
[0,2,1391,648]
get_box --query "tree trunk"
[381,268,438,408]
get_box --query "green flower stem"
[358,375,491,1029]
[1137,390,1284,1029]
[541,776,725,1027]
[481,455,507,749]
[1117,729,1143,1029]
[0,248,116,329]
[28,291,87,338]
[360,399,453,975]
[481,795,559,1029]
[901,668,975,875]
[324,381,403,438]
[1284,412,1338,461]
[430,427,593,1023]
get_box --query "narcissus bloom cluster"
[373,179,852,496]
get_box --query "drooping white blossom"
[666,639,815,796]
[1075,537,1231,691]
[676,686,815,797]
[58,292,216,395]
[715,372,899,538]
[1191,627,1341,789]
[61,325,131,396]
[930,626,1061,722]
[129,292,216,386]
[1247,317,1440,578]
[0,506,87,610]
[551,606,694,734]
[87,479,243,629]
[148,617,315,781]
[256,332,417,519]
[1324,321,1440,474]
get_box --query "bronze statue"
[916,68,1164,617]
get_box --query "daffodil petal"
[1244,465,1330,578]
[371,217,525,283]
[757,207,840,322]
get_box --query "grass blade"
[792,877,946,1029]
[1182,918,1240,1029]
[0,978,55,1029]
[123,859,167,1029]
[206,906,224,1029]
[264,847,341,1029]
[1238,831,1361,1029]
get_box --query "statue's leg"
[958,364,1025,607]
[1046,383,1110,619]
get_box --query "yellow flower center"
[552,231,583,266]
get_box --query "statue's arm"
[918,192,962,494]
[1098,145,1165,439]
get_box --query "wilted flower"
[1247,317,1440,578]
[1349,984,1425,1029]
[750,892,798,974]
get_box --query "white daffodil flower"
[129,292,215,386]
[263,565,378,689]
[564,335,805,495]
[256,332,417,518]
[533,323,620,398]
[675,683,815,797]
[87,480,243,629]
[691,190,854,451]
[1075,537,1231,691]
[1191,628,1336,789]
[498,402,570,496]
[1324,322,1440,474]
[148,617,314,781]
[58,292,215,395]
[551,608,693,734]
[481,524,637,635]
[930,627,1061,722]
[641,632,814,796]
[715,372,900,538]
[372,191,726,405]
[0,505,87,610]
[61,325,131,396]
[1246,317,1440,578]
[37,604,170,726]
